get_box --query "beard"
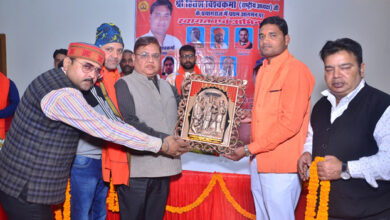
[122,65,134,74]
[182,61,195,71]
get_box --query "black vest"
[311,84,390,218]
[0,69,80,204]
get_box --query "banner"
[136,0,284,107]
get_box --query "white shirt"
[141,31,182,51]
[303,79,390,188]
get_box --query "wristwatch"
[244,145,252,157]
[340,162,351,180]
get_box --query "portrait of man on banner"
[187,26,205,48]
[211,27,229,49]
[200,56,217,76]
[235,27,253,49]
[219,56,237,77]
[140,0,182,51]
[161,55,177,78]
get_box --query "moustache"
[261,44,272,48]
[83,78,94,83]
[107,58,119,63]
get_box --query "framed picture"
[175,74,246,154]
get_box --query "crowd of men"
[0,9,389,220]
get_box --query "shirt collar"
[321,79,366,107]
[263,49,290,67]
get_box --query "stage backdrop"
[135,0,284,108]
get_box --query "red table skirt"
[163,170,256,220]
[0,170,307,220]
[106,170,306,220]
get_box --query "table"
[0,153,307,220]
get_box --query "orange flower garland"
[54,205,63,220]
[166,173,217,214]
[55,178,120,219]
[107,178,120,212]
[56,175,255,219]
[166,173,256,220]
[305,157,330,220]
[63,179,71,220]
[54,179,71,220]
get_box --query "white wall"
[285,0,390,103]
[1,0,389,103]
[0,0,136,94]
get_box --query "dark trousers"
[0,189,53,220]
[117,177,170,220]
[329,208,390,220]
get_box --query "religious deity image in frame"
[175,74,246,154]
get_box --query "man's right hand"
[241,110,252,123]
[161,135,190,157]
[298,152,312,181]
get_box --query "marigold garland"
[55,178,120,219]
[54,179,71,220]
[217,174,256,220]
[63,179,71,219]
[57,175,255,219]
[166,173,256,220]
[305,157,330,220]
[107,178,120,212]
[54,205,62,220]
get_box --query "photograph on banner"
[161,55,178,79]
[200,55,217,76]
[219,56,237,77]
[187,26,205,48]
[211,27,229,49]
[234,27,254,49]
[135,0,284,108]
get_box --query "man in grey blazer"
[115,36,184,220]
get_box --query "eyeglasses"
[180,54,195,60]
[74,60,101,77]
[135,52,161,61]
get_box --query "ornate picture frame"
[175,74,246,154]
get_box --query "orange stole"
[0,73,10,139]
[99,67,130,185]
[174,65,202,96]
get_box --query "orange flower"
[305,157,330,220]
[54,179,71,220]
[107,178,120,212]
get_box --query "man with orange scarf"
[166,44,202,95]
[94,23,128,187]
[69,23,125,220]
[0,72,19,141]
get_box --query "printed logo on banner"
[138,1,149,12]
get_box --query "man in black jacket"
[298,38,390,219]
